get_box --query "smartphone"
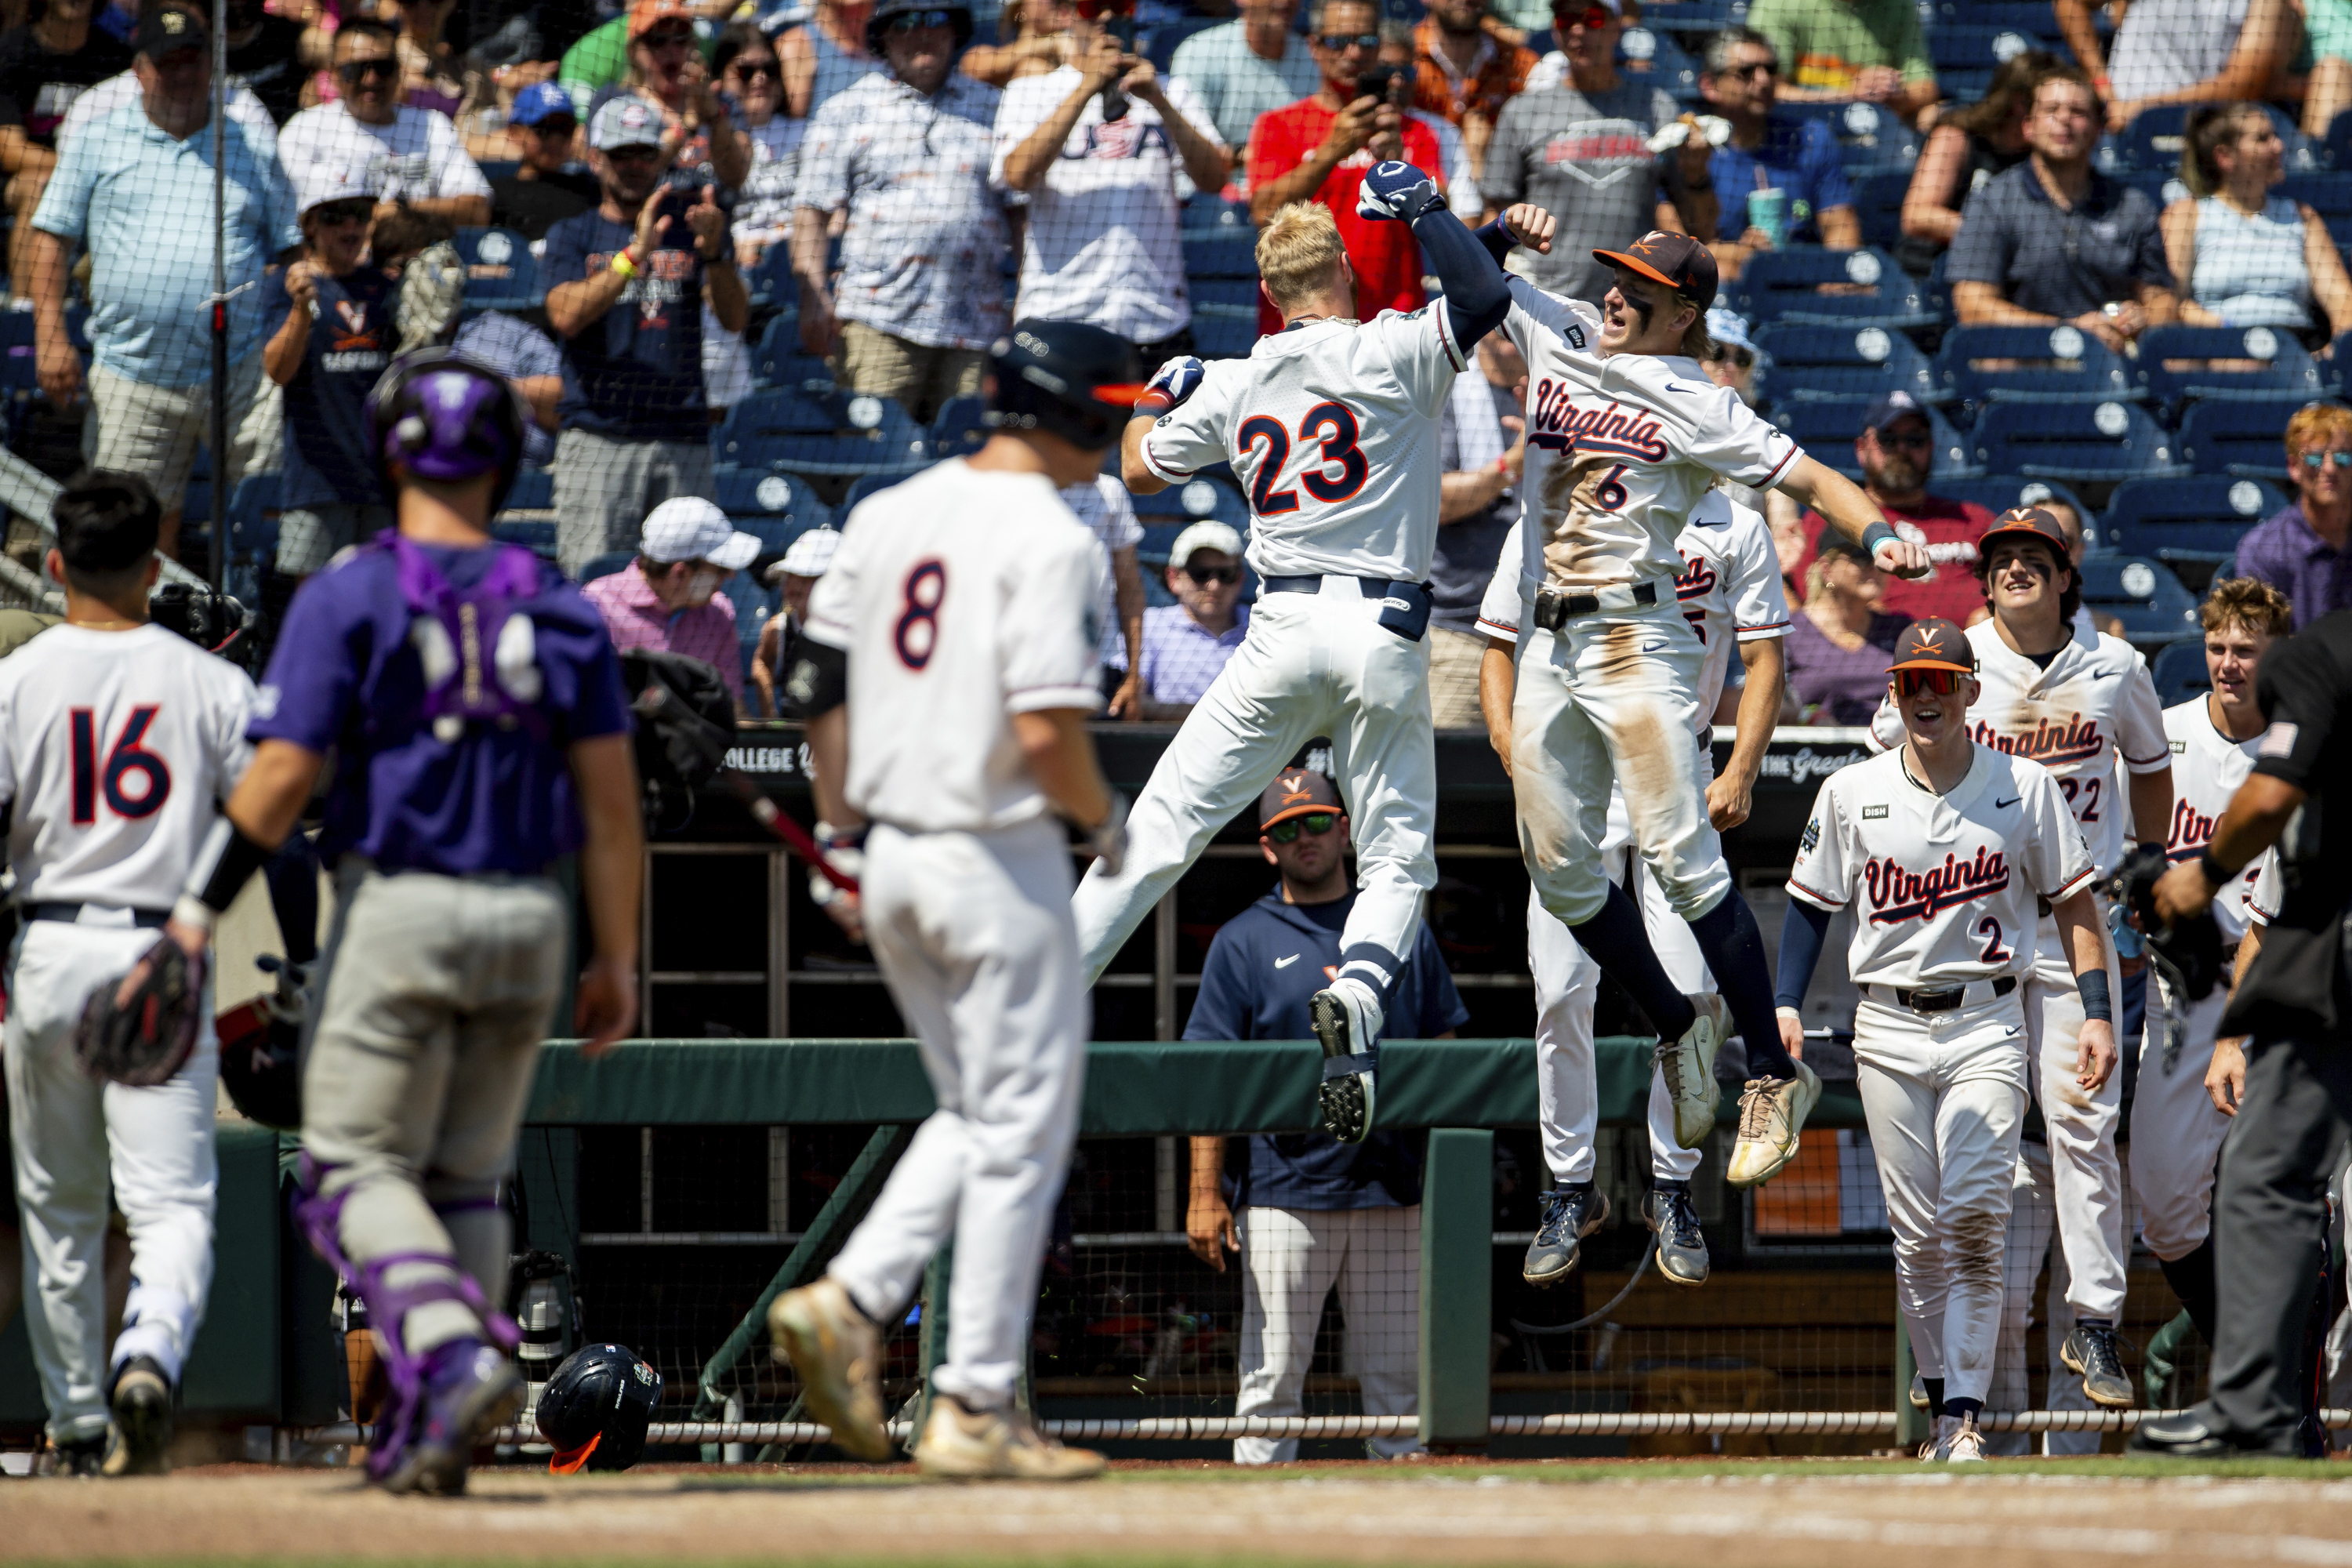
[1353,64,1408,106]
[1100,13,1137,122]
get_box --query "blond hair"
[2201,576,2292,638]
[1679,297,1712,358]
[1257,203,1350,312]
[2286,400,2352,461]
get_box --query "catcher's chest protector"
[387,533,552,743]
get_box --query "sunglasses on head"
[884,8,955,30]
[2301,450,2352,470]
[1893,668,1963,698]
[337,56,399,80]
[1315,30,1380,48]
[1266,811,1338,843]
[1185,564,1240,586]
[1551,2,1614,29]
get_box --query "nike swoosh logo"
[1640,641,1667,653]
[1276,954,1301,969]
[1994,797,2020,809]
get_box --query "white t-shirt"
[0,624,256,907]
[58,71,278,158]
[1787,744,2096,990]
[803,459,1104,833]
[1138,307,1465,582]
[1503,278,1801,596]
[991,66,1225,343]
[1063,474,1143,670]
[278,101,491,207]
[2161,695,2263,942]
[735,114,807,246]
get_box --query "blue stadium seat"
[1146,14,1219,70]
[224,473,280,564]
[742,246,795,314]
[2328,107,2352,171]
[713,466,831,534]
[2148,638,2212,707]
[1775,100,1919,172]
[1729,247,1936,328]
[931,394,988,459]
[1191,277,1260,313]
[752,314,835,392]
[1850,168,1911,253]
[1970,399,2187,482]
[2178,390,2305,477]
[2078,554,2201,646]
[840,472,913,514]
[2114,167,2192,210]
[1181,231,1259,279]
[2106,103,2315,173]
[580,550,635,583]
[491,517,557,555]
[1751,321,1938,407]
[1775,397,1977,481]
[2280,171,2352,217]
[2132,324,2325,411]
[503,468,554,510]
[1927,24,2061,103]
[1617,24,1702,102]
[1931,476,2104,548]
[718,390,929,474]
[452,227,541,314]
[1192,306,1261,360]
[1932,1,2074,33]
[1933,324,2136,415]
[1182,191,1253,233]
[2101,475,2284,587]
[1132,472,1251,533]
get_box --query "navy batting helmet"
[865,0,973,57]
[364,347,529,513]
[537,1343,661,1472]
[985,320,1145,453]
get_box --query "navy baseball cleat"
[1523,1185,1608,1285]
[105,1356,173,1475]
[379,1340,523,1496]
[1310,978,1381,1143]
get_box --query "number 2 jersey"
[1134,307,1468,582]
[803,458,1105,833]
[0,623,256,907]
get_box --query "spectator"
[793,0,1007,422]
[583,495,760,712]
[960,0,1069,87]
[452,310,563,469]
[749,524,837,715]
[0,0,132,299]
[1430,365,1519,727]
[386,0,465,116]
[1699,302,1757,404]
[489,80,597,240]
[1745,0,1936,120]
[222,0,307,122]
[1245,0,1432,336]
[997,0,1227,368]
[1410,0,1534,182]
[1896,49,2050,278]
[776,0,883,118]
[714,21,802,263]
[558,13,634,102]
[1138,521,1247,715]
[2056,0,2299,131]
[262,158,397,579]
[278,19,491,227]
[2305,0,2352,137]
[29,2,298,558]
[1948,68,2177,351]
[1791,390,1994,626]
[588,0,750,192]
[2161,103,2352,341]
[1379,26,1482,218]
[1064,471,1147,717]
[1482,2,1679,302]
[543,94,747,575]
[1675,27,1858,281]
[1183,769,1462,1466]
[2238,401,2352,630]
[1781,535,1907,724]
[53,30,277,154]
[1167,0,1319,158]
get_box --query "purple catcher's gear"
[364,348,528,510]
[383,532,555,743]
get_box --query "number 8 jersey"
[802,458,1105,833]
[0,622,256,908]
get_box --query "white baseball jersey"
[1136,309,1465,582]
[2160,696,2263,942]
[1475,488,1790,731]
[804,459,1103,833]
[0,623,256,907]
[1787,745,2096,988]
[1868,619,2169,881]
[1502,280,1802,595]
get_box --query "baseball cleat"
[103,1357,172,1476]
[1659,995,1728,1148]
[46,1432,107,1477]
[379,1340,523,1496]
[913,1396,1105,1480]
[1918,1412,1956,1462]
[1724,1061,1821,1188]
[769,1276,893,1461]
[1310,978,1382,1145]
[1523,1185,1608,1286]
[1640,1185,1709,1285]
[2061,1322,2136,1410]
[2129,1408,2236,1458]
[1908,1370,1929,1410]
[1944,1414,1987,1464]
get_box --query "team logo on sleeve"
[1861,848,2010,924]
[1799,816,1819,852]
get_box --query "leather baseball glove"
[2113,843,2225,1003]
[74,935,206,1087]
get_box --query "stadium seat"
[1932,324,2136,415]
[1729,247,1936,328]
[713,466,832,535]
[224,472,280,564]
[2131,324,2325,411]
[1191,277,1260,313]
[1775,100,1918,172]
[1181,231,1259,279]
[752,314,835,392]
[1932,476,2104,548]
[2100,474,2285,590]
[1927,23,2062,103]
[1617,24,1701,102]
[491,517,557,555]
[1751,321,1938,407]
[2148,637,2212,707]
[503,468,554,510]
[718,389,929,475]
[2106,102,2314,173]
[1192,305,1261,359]
[452,227,542,314]
[1850,168,1911,254]
[1182,191,1252,232]
[1132,472,1251,533]
[840,471,913,514]
[580,550,635,583]
[2281,170,2352,219]
[742,246,796,314]
[1774,397,1977,481]
[1146,13,1218,69]
[1971,399,2187,484]
[931,394,988,459]
[2078,554,2201,646]
[2328,108,2352,172]
[2178,390,2305,477]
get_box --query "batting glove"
[810,821,867,939]
[1356,160,1443,224]
[1086,794,1129,878]
[1135,354,1206,416]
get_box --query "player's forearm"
[1120,416,1168,494]
[2127,768,2172,853]
[2232,921,2263,990]
[1189,1134,1224,1188]
[1014,706,1113,828]
[1114,554,1145,672]
[571,732,644,968]
[1478,640,1514,767]
[2052,888,2113,986]
[225,739,328,850]
[1773,896,1833,1009]
[807,702,859,830]
[1439,463,1510,521]
[1777,456,1886,546]
[1726,640,1784,792]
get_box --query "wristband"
[2197,846,2239,885]
[1860,521,1901,561]
[2077,965,2112,1024]
[609,249,640,280]
[182,815,278,923]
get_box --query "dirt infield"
[12,1459,2352,1567]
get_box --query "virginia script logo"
[1526,382,1671,462]
[1863,848,2010,924]
[1968,713,2105,766]
[2165,796,2220,859]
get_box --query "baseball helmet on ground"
[364,348,529,512]
[216,998,302,1131]
[865,0,973,55]
[538,1343,662,1472]
[985,320,1146,453]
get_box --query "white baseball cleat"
[1659,993,1728,1149]
[1310,978,1383,1144]
[1944,1414,1987,1463]
[913,1396,1105,1480]
[1918,1412,1956,1462]
[1725,1060,1822,1188]
[768,1277,892,1461]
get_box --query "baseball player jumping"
[1488,222,1929,1189]
[1779,619,2112,1464]
[769,320,1134,1481]
[1867,506,2169,1409]
[2,474,256,1475]
[176,349,645,1494]
[1079,166,1516,1145]
[1474,490,1789,1285]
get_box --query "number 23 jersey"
[0,622,256,907]
[803,458,1105,833]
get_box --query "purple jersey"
[249,539,632,875]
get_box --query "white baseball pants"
[1511,608,1730,928]
[1853,992,2027,1406]
[830,816,1086,1411]
[1232,1203,1423,1464]
[2129,974,2230,1262]
[1526,789,1709,1185]
[1985,1140,2140,1456]
[1073,583,1436,993]
[5,917,218,1443]
[2022,909,2129,1321]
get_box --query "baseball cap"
[1976,505,2069,568]
[1258,768,1345,832]
[1704,305,1755,357]
[1592,230,1718,313]
[1861,389,1929,434]
[629,0,696,38]
[295,156,384,216]
[640,496,761,571]
[774,525,840,579]
[138,3,206,58]
[510,82,579,128]
[1886,617,1976,675]
[589,95,666,151]
[1169,520,1243,570]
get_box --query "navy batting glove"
[1356,160,1442,224]
[1136,354,1206,416]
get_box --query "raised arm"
[1356,161,1515,350]
[1775,456,1930,578]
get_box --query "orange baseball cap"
[628,0,695,39]
[1258,768,1345,832]
[1592,230,1719,312]
[1886,617,1977,675]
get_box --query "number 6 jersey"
[0,622,256,908]
[802,457,1105,833]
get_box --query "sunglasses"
[883,9,954,29]
[337,56,399,81]
[2300,450,2352,470]
[640,27,696,47]
[1184,564,1240,586]
[1074,0,1133,16]
[1893,669,1963,698]
[311,201,375,226]
[1708,345,1753,370]
[1265,811,1338,843]
[729,57,779,78]
[1723,60,1777,80]
[1315,30,1380,48]
[1877,429,1933,449]
[1551,2,1614,29]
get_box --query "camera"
[150,582,259,672]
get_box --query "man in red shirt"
[1247,0,1443,336]
[1792,390,1993,623]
